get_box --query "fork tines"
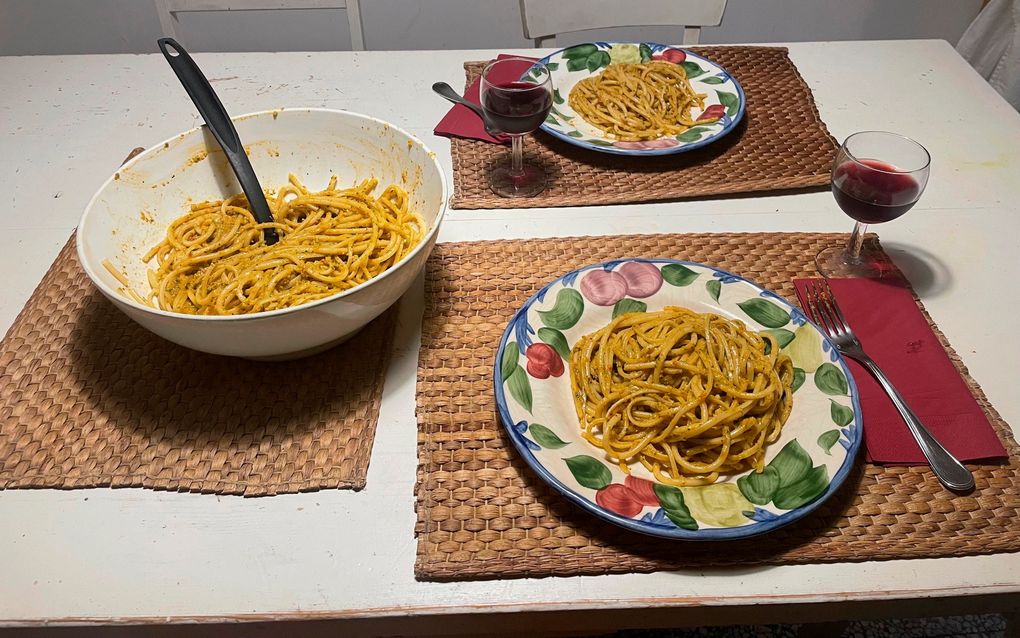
[804,279,852,340]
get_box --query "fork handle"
[855,353,975,491]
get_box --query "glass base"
[815,244,896,279]
[488,162,546,198]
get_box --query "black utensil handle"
[157,38,279,244]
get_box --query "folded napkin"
[793,278,1006,465]
[434,55,538,144]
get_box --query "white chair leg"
[345,0,365,51]
[154,0,179,39]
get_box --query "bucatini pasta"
[105,174,425,315]
[568,60,718,141]
[569,306,794,486]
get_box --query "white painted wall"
[0,0,982,55]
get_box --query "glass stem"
[510,135,524,178]
[846,221,868,263]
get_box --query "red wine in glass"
[816,132,930,278]
[832,159,922,224]
[480,58,553,198]
[481,81,553,135]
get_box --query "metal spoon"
[157,38,279,245]
[431,81,506,140]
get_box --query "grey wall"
[0,0,982,56]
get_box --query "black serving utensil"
[157,37,279,245]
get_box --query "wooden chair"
[519,0,727,47]
[154,0,365,51]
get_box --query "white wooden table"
[2,40,1019,634]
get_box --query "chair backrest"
[154,0,365,51]
[519,0,726,47]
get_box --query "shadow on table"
[880,241,953,298]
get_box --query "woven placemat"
[0,235,396,496]
[449,46,838,209]
[414,232,1020,580]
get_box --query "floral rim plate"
[493,259,863,539]
[524,42,746,156]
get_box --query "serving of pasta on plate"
[494,258,862,539]
[526,42,745,156]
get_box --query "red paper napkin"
[793,278,1006,465]
[433,55,538,144]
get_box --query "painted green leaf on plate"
[681,61,706,78]
[700,76,725,85]
[587,51,611,72]
[792,367,806,393]
[537,327,570,359]
[773,464,829,509]
[737,465,780,505]
[529,423,569,449]
[545,62,559,71]
[661,263,699,287]
[815,362,849,396]
[565,130,584,138]
[716,90,740,117]
[563,44,598,60]
[677,126,711,142]
[612,298,647,319]
[538,288,584,330]
[500,342,519,380]
[639,43,653,63]
[817,429,841,455]
[564,455,612,490]
[769,439,813,489]
[553,88,565,104]
[737,298,790,328]
[652,483,698,530]
[762,328,795,354]
[706,279,721,302]
[586,139,615,147]
[507,364,533,413]
[830,400,854,427]
[566,56,589,72]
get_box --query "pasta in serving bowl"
[527,42,745,156]
[493,259,862,539]
[77,108,447,359]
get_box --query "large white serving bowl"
[76,108,447,360]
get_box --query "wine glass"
[480,58,553,198]
[815,131,930,278]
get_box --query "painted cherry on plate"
[617,261,664,298]
[624,475,661,506]
[526,342,563,379]
[595,483,644,517]
[580,270,629,306]
[698,104,726,122]
[653,48,687,63]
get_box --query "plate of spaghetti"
[523,42,745,156]
[494,259,862,539]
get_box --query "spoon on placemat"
[157,37,279,245]
[431,81,506,140]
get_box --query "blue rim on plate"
[492,259,863,540]
[522,43,746,156]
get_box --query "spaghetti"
[569,306,794,486]
[568,60,717,141]
[138,174,425,315]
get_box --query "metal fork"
[804,280,975,491]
